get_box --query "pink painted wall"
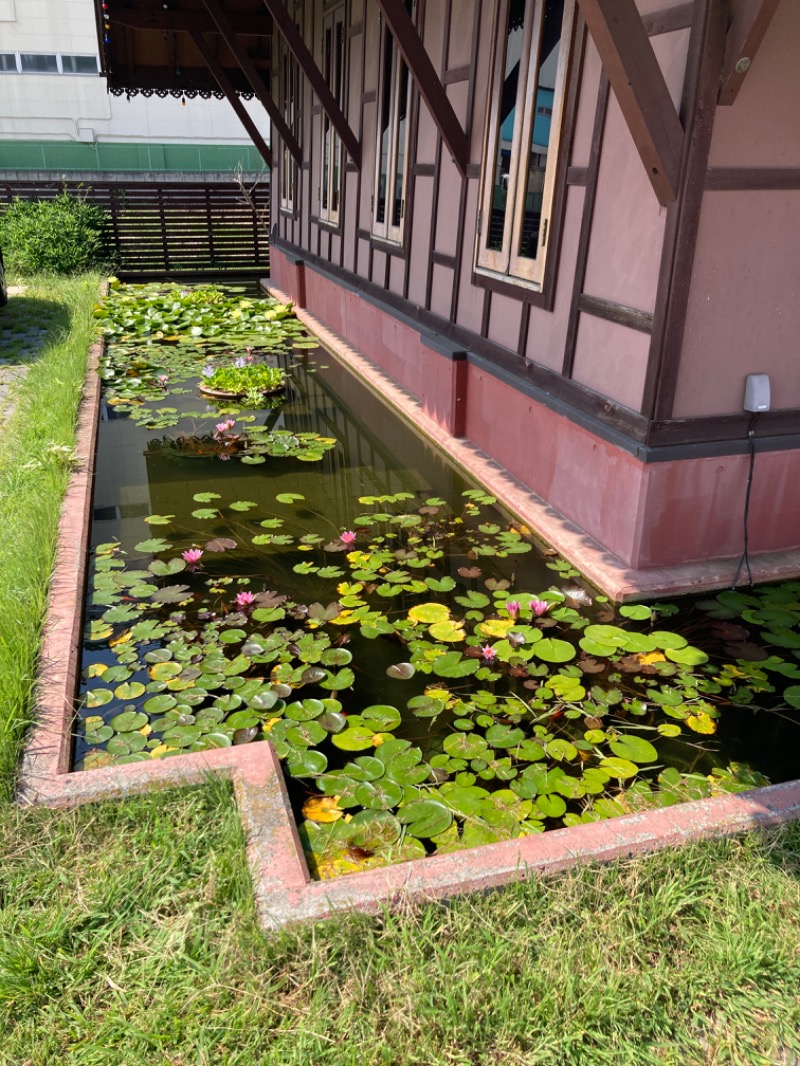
[673,3,800,419]
[582,30,688,317]
[674,189,800,417]
[709,0,800,168]
[571,314,650,412]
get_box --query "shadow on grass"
[0,292,72,366]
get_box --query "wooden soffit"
[95,0,273,98]
[576,0,684,204]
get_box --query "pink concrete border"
[20,295,800,933]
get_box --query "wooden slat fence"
[0,178,270,275]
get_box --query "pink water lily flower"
[505,600,521,619]
[182,548,203,565]
[340,530,356,545]
[532,600,551,617]
[235,590,255,608]
[481,645,497,662]
[158,374,169,386]
[215,422,230,435]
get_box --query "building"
[90,0,799,598]
[0,0,268,175]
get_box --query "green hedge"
[0,190,112,275]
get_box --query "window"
[1,52,99,75]
[372,0,413,244]
[60,54,99,75]
[20,52,58,73]
[279,34,300,212]
[319,6,345,225]
[477,0,574,288]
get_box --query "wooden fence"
[0,177,270,276]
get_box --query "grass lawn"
[0,275,798,1066]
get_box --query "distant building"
[0,0,268,176]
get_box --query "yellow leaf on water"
[262,717,281,733]
[686,711,716,735]
[149,744,178,759]
[302,795,344,823]
[87,662,108,678]
[638,651,666,665]
[109,629,132,647]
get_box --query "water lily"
[215,422,229,435]
[532,600,551,617]
[481,644,497,662]
[235,590,255,608]
[505,599,521,619]
[158,374,169,387]
[340,530,356,545]
[182,548,203,565]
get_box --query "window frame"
[476,0,576,291]
[278,30,301,215]
[0,52,99,75]
[318,4,346,227]
[371,0,415,246]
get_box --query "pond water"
[77,281,800,879]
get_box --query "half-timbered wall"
[268,0,800,577]
[273,0,698,421]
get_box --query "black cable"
[731,412,759,590]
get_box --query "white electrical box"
[743,374,771,413]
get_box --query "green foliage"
[0,191,112,275]
[202,363,286,396]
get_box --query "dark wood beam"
[374,0,469,176]
[201,0,302,165]
[189,30,273,168]
[259,0,360,167]
[112,8,274,36]
[718,0,781,105]
[576,0,684,204]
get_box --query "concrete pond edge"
[17,294,800,931]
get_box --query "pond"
[77,280,800,879]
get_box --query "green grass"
[0,788,798,1065]
[0,273,101,798]
[0,274,799,1066]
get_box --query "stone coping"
[18,297,800,931]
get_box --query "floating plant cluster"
[80,281,800,881]
[93,280,318,442]
[78,486,800,880]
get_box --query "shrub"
[0,189,112,275]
